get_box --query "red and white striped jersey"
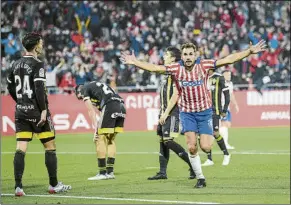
[165,58,217,112]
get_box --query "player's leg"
[105,102,126,179]
[220,111,234,149]
[148,124,169,180]
[201,114,216,166]
[14,119,33,196]
[163,115,196,179]
[88,105,112,180]
[180,112,206,188]
[37,115,71,193]
[202,114,231,166]
[105,133,117,178]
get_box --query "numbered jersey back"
[83,81,123,110]
[7,55,47,119]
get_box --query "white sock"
[220,126,229,145]
[188,154,205,179]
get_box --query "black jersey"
[208,73,230,115]
[159,74,179,116]
[7,55,48,119]
[82,81,123,111]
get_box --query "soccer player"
[120,40,266,188]
[220,70,239,149]
[6,32,72,196]
[147,46,195,180]
[75,82,126,180]
[201,69,231,166]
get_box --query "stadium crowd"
[1,1,290,94]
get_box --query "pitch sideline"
[1,193,220,204]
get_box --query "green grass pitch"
[1,127,290,204]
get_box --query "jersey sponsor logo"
[25,118,37,122]
[39,68,45,77]
[181,79,204,87]
[111,112,126,118]
[16,105,35,110]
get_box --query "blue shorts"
[180,108,213,135]
[221,110,232,122]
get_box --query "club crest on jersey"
[39,68,45,77]
[181,79,203,87]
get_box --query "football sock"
[188,154,205,179]
[98,158,106,175]
[45,150,58,187]
[201,148,212,161]
[106,157,115,174]
[159,141,169,174]
[219,127,229,145]
[166,140,192,168]
[14,150,25,189]
[216,135,229,155]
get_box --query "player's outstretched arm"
[120,51,166,72]
[216,40,267,68]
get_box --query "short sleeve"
[165,62,180,74]
[83,84,91,101]
[201,59,217,71]
[7,68,14,84]
[33,62,46,82]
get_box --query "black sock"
[106,157,115,174]
[98,158,106,175]
[201,148,212,161]
[165,140,192,167]
[14,150,25,189]
[159,141,169,174]
[45,150,58,187]
[216,135,229,155]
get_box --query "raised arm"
[120,51,166,72]
[216,40,266,68]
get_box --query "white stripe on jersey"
[34,78,46,82]
[7,77,12,83]
[187,70,195,112]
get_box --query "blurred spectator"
[1,1,290,94]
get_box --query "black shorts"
[212,114,221,132]
[15,115,55,141]
[157,114,180,141]
[97,101,126,135]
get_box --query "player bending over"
[75,82,126,180]
[7,32,71,196]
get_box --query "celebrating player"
[147,46,195,180]
[7,32,72,196]
[201,69,231,166]
[75,82,126,180]
[120,40,266,188]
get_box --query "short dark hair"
[75,84,84,99]
[181,42,198,52]
[22,32,42,52]
[166,46,181,62]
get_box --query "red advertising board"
[1,90,290,136]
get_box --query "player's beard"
[185,61,194,70]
